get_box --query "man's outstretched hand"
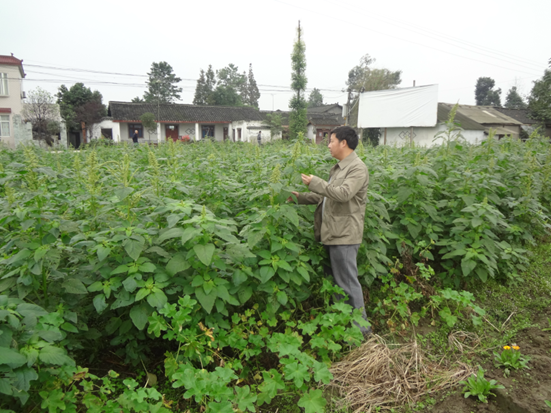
[286,191,299,203]
[301,174,314,186]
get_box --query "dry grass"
[326,334,473,412]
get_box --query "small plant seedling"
[545,399,551,411]
[460,367,504,403]
[494,345,530,376]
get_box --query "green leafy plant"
[494,345,530,375]
[460,367,504,403]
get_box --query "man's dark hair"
[330,126,359,150]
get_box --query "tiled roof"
[441,103,521,125]
[109,102,266,123]
[438,103,485,130]
[0,55,25,77]
[307,112,344,127]
[307,104,343,114]
[494,108,538,125]
[260,109,344,127]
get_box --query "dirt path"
[431,313,551,413]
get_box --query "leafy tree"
[245,64,261,108]
[193,65,216,105]
[263,112,283,138]
[56,83,106,141]
[475,77,501,106]
[307,88,324,108]
[140,112,157,143]
[504,86,527,109]
[211,85,242,106]
[528,69,551,123]
[131,96,145,103]
[212,64,246,106]
[194,64,259,107]
[21,87,61,146]
[289,22,308,140]
[346,54,401,93]
[144,61,182,104]
[76,100,107,142]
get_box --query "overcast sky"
[2,0,549,111]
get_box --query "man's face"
[328,133,346,159]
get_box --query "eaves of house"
[108,102,265,124]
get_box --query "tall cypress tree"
[193,65,217,105]
[247,63,261,109]
[289,21,308,140]
[193,69,208,105]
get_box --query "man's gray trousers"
[324,244,371,334]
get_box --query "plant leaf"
[193,244,215,266]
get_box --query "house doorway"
[316,129,330,144]
[101,128,113,140]
[202,125,215,139]
[223,127,228,141]
[165,125,178,142]
[69,132,81,148]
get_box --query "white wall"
[0,64,24,148]
[383,124,486,147]
[307,125,315,141]
[90,118,120,141]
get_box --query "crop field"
[1,123,551,412]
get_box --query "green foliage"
[143,61,182,104]
[289,23,308,140]
[307,88,324,108]
[56,82,106,133]
[475,77,502,106]
[1,122,551,410]
[264,112,283,139]
[494,345,530,375]
[21,87,61,146]
[0,295,75,405]
[193,63,260,107]
[193,65,216,105]
[244,63,261,108]
[504,86,527,109]
[140,112,157,143]
[460,367,504,403]
[346,54,402,93]
[528,69,551,123]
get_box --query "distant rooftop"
[0,54,25,77]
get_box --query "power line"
[322,0,544,70]
[24,63,344,93]
[271,0,544,77]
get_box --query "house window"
[201,125,215,139]
[0,74,8,96]
[0,115,10,136]
[128,124,143,138]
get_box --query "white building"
[91,102,281,145]
[0,54,27,148]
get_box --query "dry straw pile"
[326,335,473,412]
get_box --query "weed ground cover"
[1,126,550,412]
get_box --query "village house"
[0,54,28,148]
[92,102,345,146]
[382,103,522,146]
[495,107,551,139]
[92,102,279,144]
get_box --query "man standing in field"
[289,126,371,337]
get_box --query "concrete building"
[383,103,522,147]
[92,102,280,144]
[0,54,27,148]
